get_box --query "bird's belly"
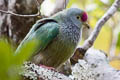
[40,39,76,68]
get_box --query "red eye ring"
[81,12,88,22]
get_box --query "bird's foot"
[39,64,56,71]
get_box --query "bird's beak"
[83,21,90,29]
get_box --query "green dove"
[16,8,88,68]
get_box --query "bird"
[16,8,89,69]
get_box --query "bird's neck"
[52,14,82,45]
[60,19,82,45]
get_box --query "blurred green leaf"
[0,39,36,80]
[14,40,36,65]
[0,39,17,80]
[109,0,114,5]
[118,8,120,11]
[117,32,120,48]
[94,0,105,6]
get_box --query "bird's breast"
[39,36,77,68]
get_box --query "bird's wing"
[23,18,58,41]
[16,18,59,54]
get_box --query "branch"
[21,62,72,80]
[72,48,120,80]
[108,18,120,60]
[0,0,45,18]
[0,10,39,17]
[109,53,120,61]
[109,26,119,59]
[82,0,120,50]
[21,49,120,80]
[71,0,120,64]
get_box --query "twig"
[109,54,120,61]
[109,28,118,59]
[109,18,120,61]
[82,0,120,50]
[0,10,39,17]
[0,0,45,17]
[64,0,68,9]
[71,0,120,64]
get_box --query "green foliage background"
[0,39,36,80]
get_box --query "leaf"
[0,39,18,80]
[14,40,37,65]
[116,32,120,48]
[118,8,120,12]
[0,40,13,71]
[0,39,37,80]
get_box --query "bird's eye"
[76,16,81,20]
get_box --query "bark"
[0,0,39,45]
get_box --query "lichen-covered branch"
[21,62,72,80]
[71,48,120,80]
[22,49,120,80]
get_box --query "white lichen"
[20,62,71,80]
[71,48,120,80]
[71,60,96,80]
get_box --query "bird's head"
[65,8,89,29]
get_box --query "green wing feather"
[16,19,59,54]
